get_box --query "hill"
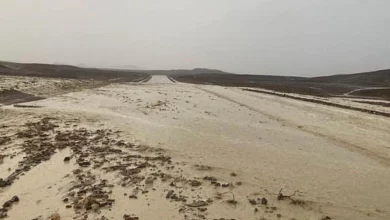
[172,69,390,99]
[138,68,230,76]
[0,61,146,81]
[307,69,390,87]
[1,60,389,99]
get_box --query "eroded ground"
[0,75,389,220]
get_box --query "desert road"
[0,75,389,220]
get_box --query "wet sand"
[0,75,389,220]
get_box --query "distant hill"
[0,61,24,69]
[1,60,389,99]
[140,68,230,76]
[168,68,390,87]
[172,68,390,99]
[110,65,141,70]
[0,61,146,81]
[307,69,390,87]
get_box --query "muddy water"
[0,148,76,219]
[0,76,389,219]
[0,153,25,178]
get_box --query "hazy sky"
[1,0,390,76]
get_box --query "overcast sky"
[1,0,390,76]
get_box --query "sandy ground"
[0,75,389,220]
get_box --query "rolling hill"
[0,61,146,81]
[1,60,389,99]
[307,69,390,87]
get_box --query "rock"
[63,157,71,162]
[116,141,126,146]
[166,190,174,199]
[249,199,257,205]
[77,161,91,167]
[261,198,268,205]
[187,200,208,207]
[221,183,230,187]
[11,196,19,203]
[123,214,139,220]
[0,179,11,188]
[226,199,238,205]
[190,180,202,187]
[170,193,179,200]
[2,201,12,208]
[198,207,207,212]
[204,176,217,182]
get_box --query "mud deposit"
[0,116,331,220]
[0,75,389,220]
